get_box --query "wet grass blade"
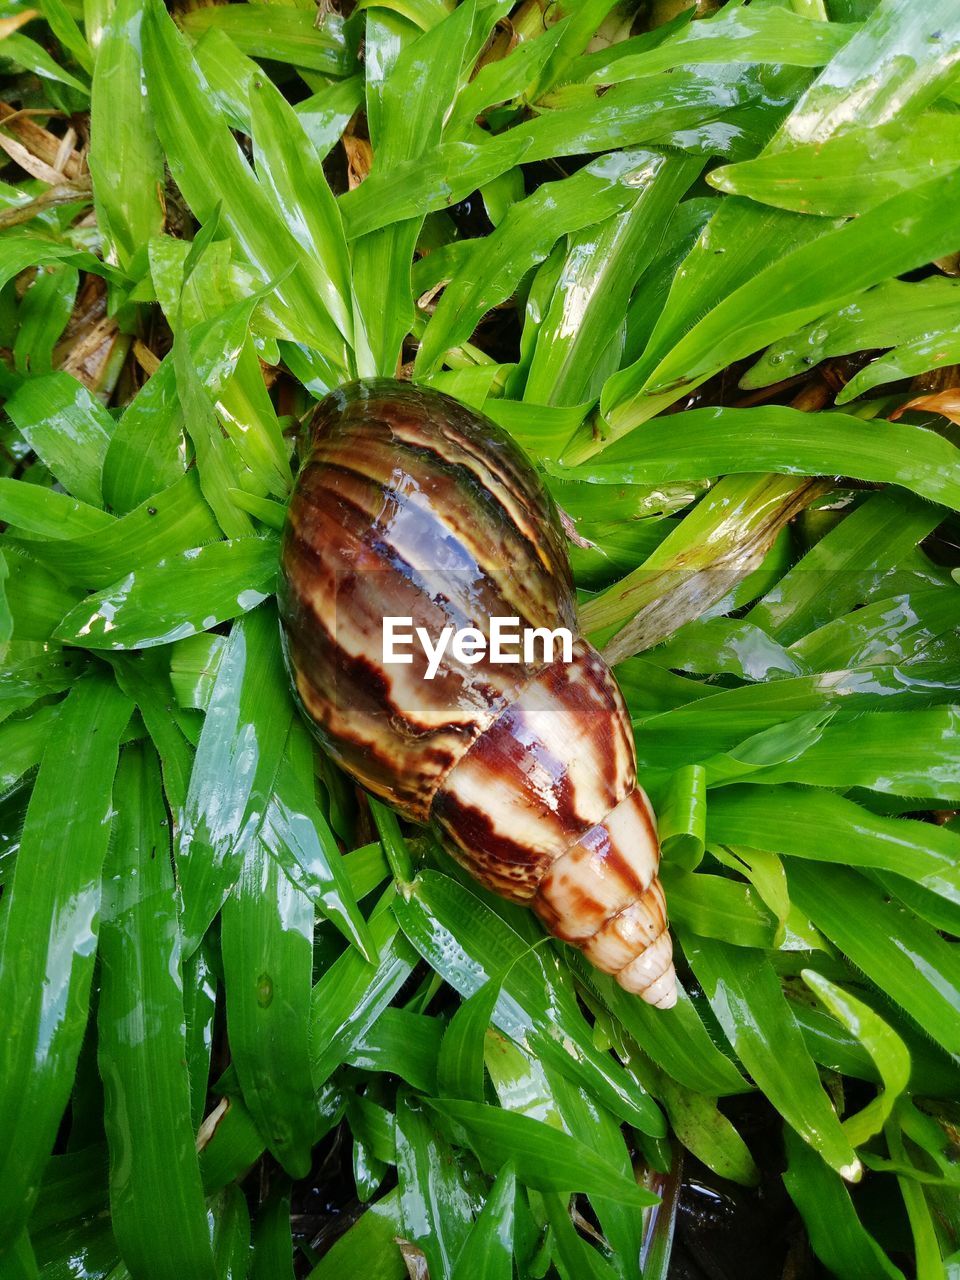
[0,672,132,1244]
[179,5,356,77]
[708,786,960,906]
[22,470,220,588]
[222,837,316,1177]
[428,1098,659,1206]
[141,0,351,370]
[88,0,164,270]
[451,1162,515,1280]
[416,150,671,377]
[98,744,216,1279]
[393,869,665,1135]
[767,0,960,151]
[5,371,114,507]
[787,863,960,1060]
[54,535,279,650]
[561,404,960,511]
[683,935,861,1180]
[177,604,293,955]
[783,1128,905,1280]
[396,1091,475,1279]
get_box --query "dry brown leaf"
[0,100,83,180]
[395,1238,430,1280]
[891,387,960,426]
[132,339,161,378]
[0,131,65,184]
[342,132,372,189]
[59,314,123,394]
[0,8,39,36]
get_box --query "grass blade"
[98,744,216,1279]
[0,673,131,1242]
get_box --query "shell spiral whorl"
[279,379,676,1009]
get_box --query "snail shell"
[278,380,676,1008]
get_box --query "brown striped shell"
[279,380,676,1008]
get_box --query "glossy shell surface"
[280,379,676,1007]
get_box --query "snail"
[278,380,676,1008]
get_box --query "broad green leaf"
[13,262,77,375]
[579,472,809,655]
[250,1181,295,1280]
[198,1095,269,1195]
[545,1066,645,1279]
[0,673,131,1241]
[524,155,700,407]
[790,586,960,673]
[0,235,118,296]
[585,968,749,1098]
[788,863,960,1060]
[89,0,165,268]
[0,477,114,540]
[54,534,278,650]
[110,650,194,818]
[684,935,861,1180]
[183,942,218,1128]
[712,115,960,216]
[428,1099,659,1206]
[544,1190,621,1280]
[1,31,89,92]
[572,5,854,83]
[655,1076,759,1187]
[561,405,960,512]
[305,1190,405,1280]
[747,489,945,644]
[0,703,60,796]
[768,0,960,151]
[250,74,356,350]
[650,617,800,682]
[352,0,478,375]
[393,869,665,1135]
[737,706,960,801]
[417,149,687,376]
[783,1129,905,1280]
[802,971,910,1146]
[451,1162,515,1280]
[142,1,350,370]
[210,1183,251,1279]
[222,835,316,1177]
[838,328,960,403]
[261,715,377,962]
[708,786,960,906]
[311,907,417,1086]
[177,604,293,955]
[297,74,366,157]
[98,745,216,1279]
[40,0,93,73]
[102,356,188,513]
[345,1008,443,1092]
[589,170,960,445]
[20,470,221,589]
[396,1091,475,1280]
[340,134,532,240]
[180,5,356,76]
[743,276,960,389]
[5,371,114,507]
[509,65,771,164]
[661,864,778,949]
[438,973,503,1103]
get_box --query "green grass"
[1,0,960,1275]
